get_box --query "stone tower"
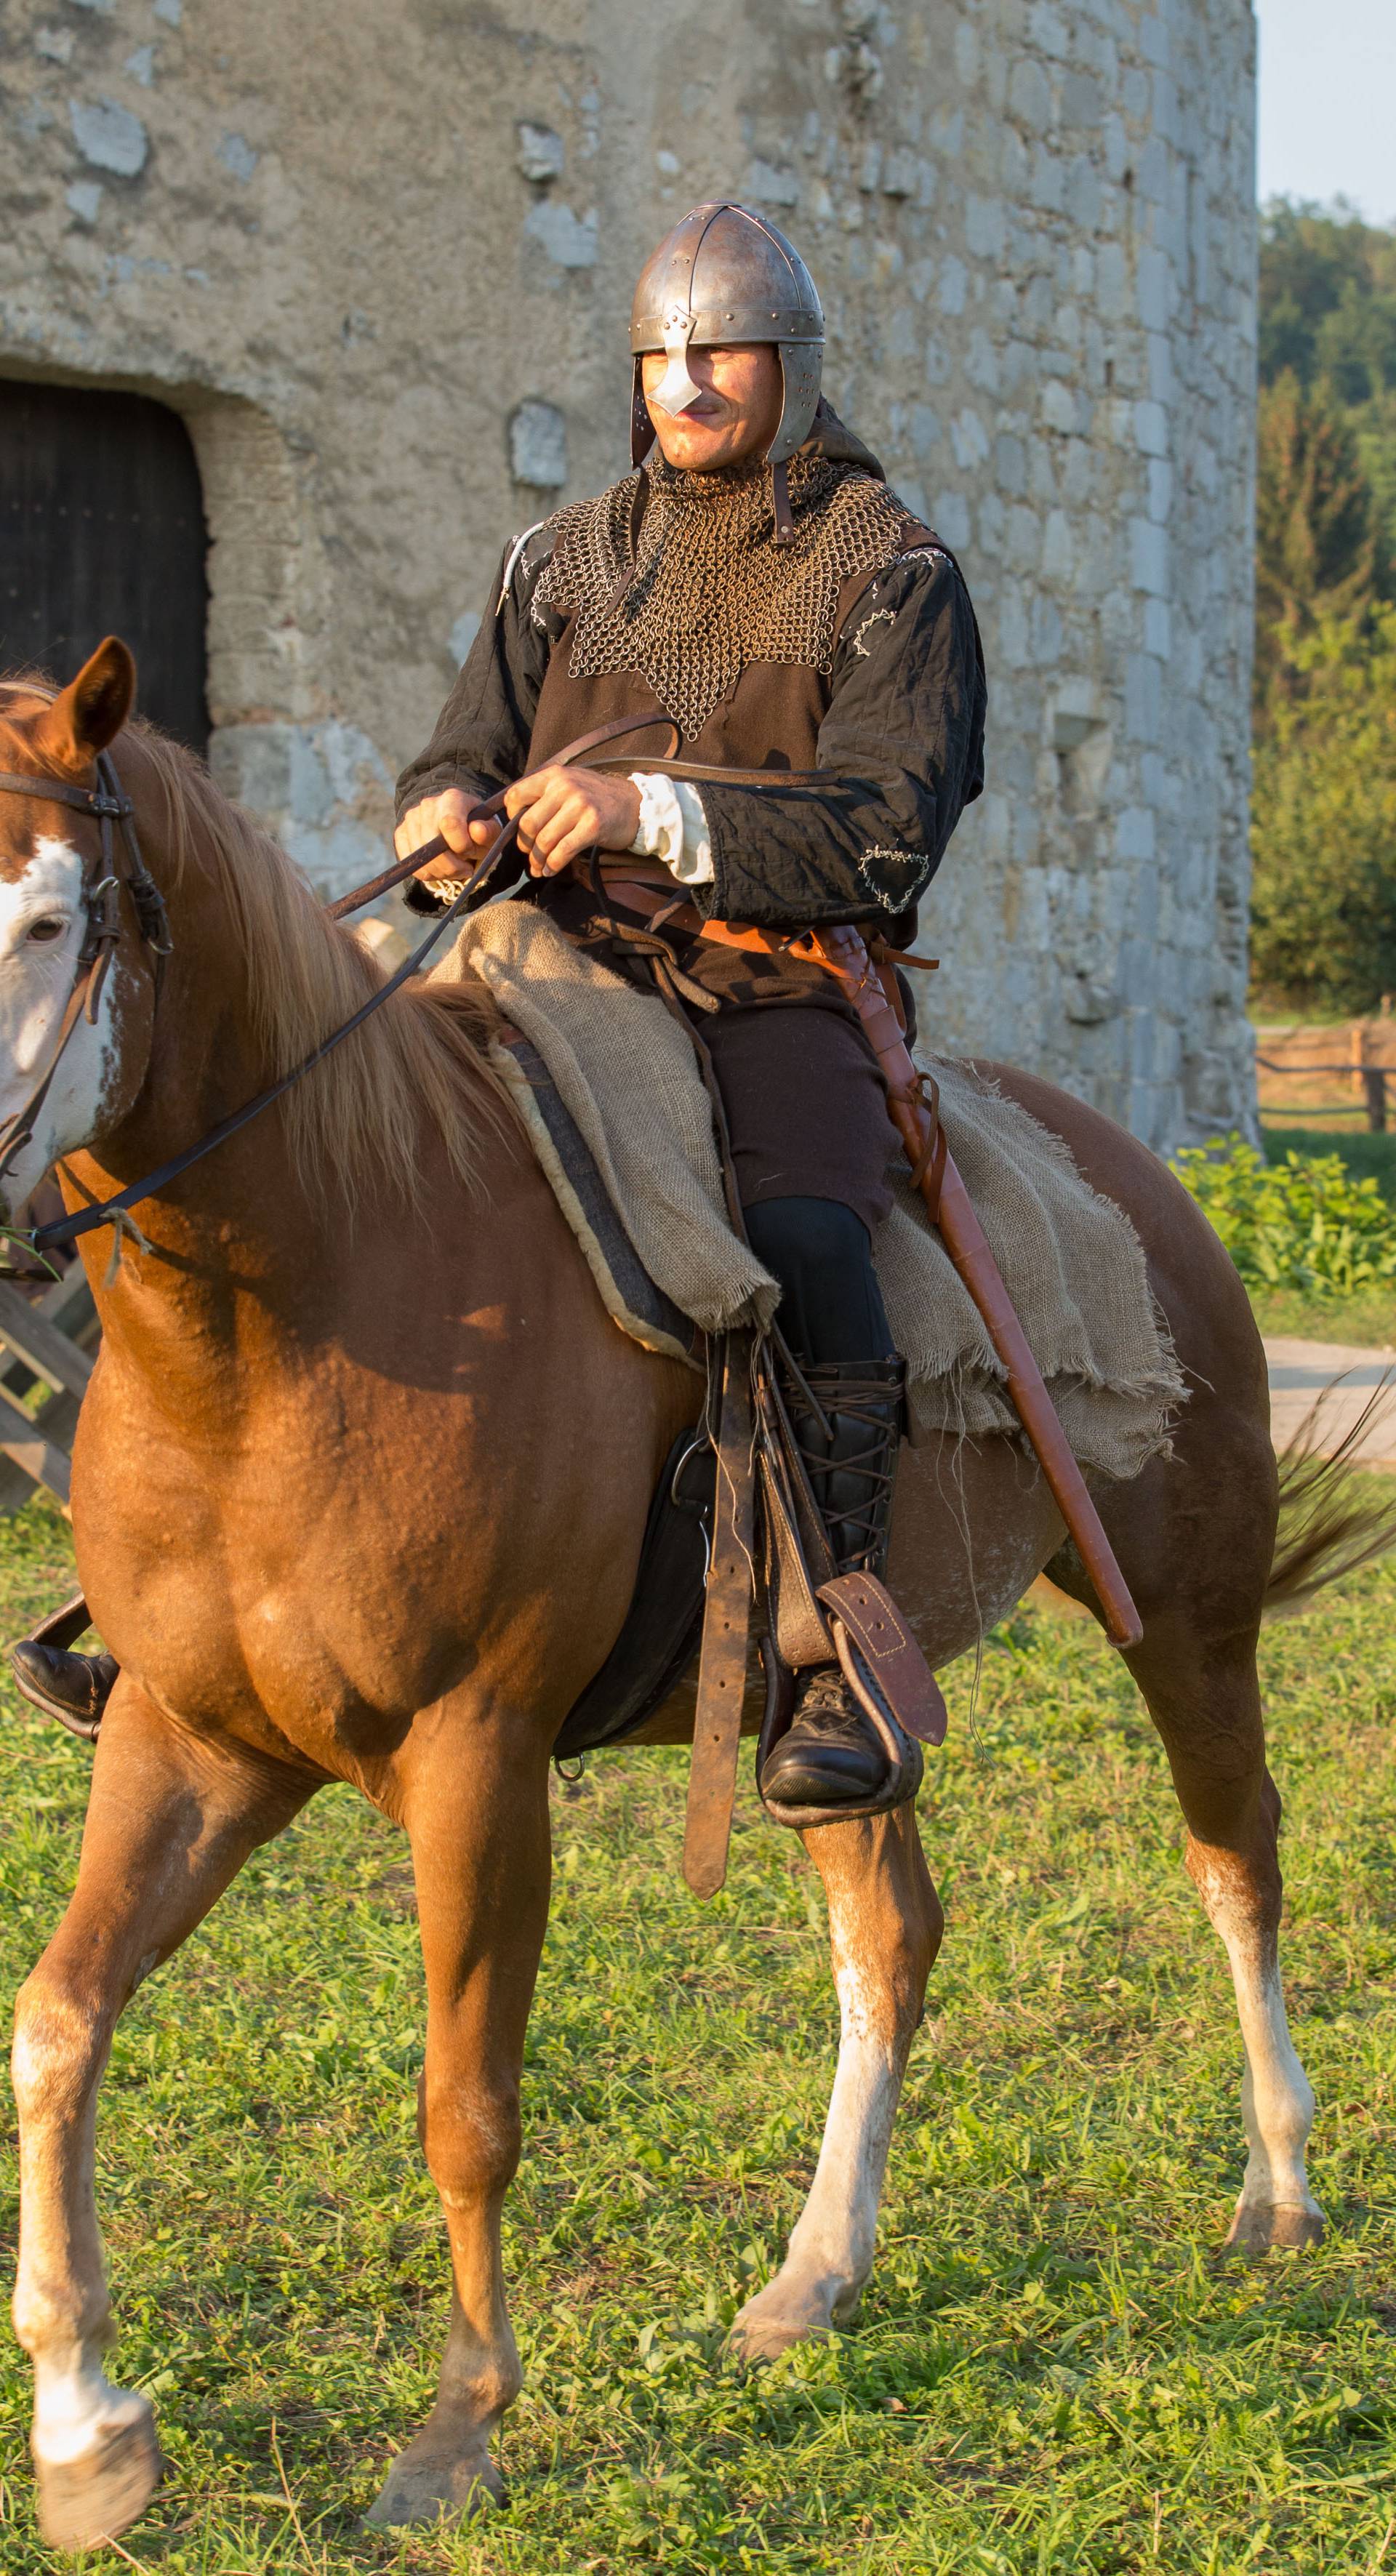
[0,0,1259,1149]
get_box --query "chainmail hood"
[531,441,917,740]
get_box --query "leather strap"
[31,1589,93,1653]
[683,1332,756,1899]
[818,1571,947,1746]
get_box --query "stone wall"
[0,0,1259,1148]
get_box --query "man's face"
[641,343,784,473]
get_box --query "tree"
[1254,373,1385,713]
[1249,608,1396,1014]
[1259,200,1396,402]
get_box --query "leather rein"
[0,712,684,1258]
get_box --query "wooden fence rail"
[0,1269,98,1514]
[1255,1056,1389,1131]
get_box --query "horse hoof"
[1224,2197,1326,2257]
[34,2404,164,2553]
[727,2288,837,2364]
[364,2440,502,2529]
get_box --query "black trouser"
[744,1195,895,1368]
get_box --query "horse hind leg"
[729,1802,942,2362]
[1185,1766,1324,2252]
[12,1687,310,2553]
[1131,1625,1323,2255]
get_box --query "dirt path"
[1266,1336,1396,1466]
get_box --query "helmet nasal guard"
[629,201,825,473]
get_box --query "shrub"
[1249,606,1396,1015]
[1172,1133,1396,1295]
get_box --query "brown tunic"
[526,600,905,1227]
[396,416,987,1232]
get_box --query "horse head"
[0,638,159,1218]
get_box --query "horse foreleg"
[729,1802,942,2361]
[365,1714,552,2529]
[12,1685,309,2553]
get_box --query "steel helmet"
[629,201,825,470]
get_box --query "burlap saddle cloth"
[432,902,1185,1480]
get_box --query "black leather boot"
[760,1356,910,1812]
[10,1593,116,1741]
[11,1642,116,1740]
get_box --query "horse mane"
[0,679,518,1216]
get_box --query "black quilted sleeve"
[696,548,986,937]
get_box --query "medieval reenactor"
[393,201,987,1816]
[12,202,987,1811]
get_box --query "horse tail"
[1264,1375,1396,1621]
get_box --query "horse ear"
[34,638,137,771]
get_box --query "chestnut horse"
[1,644,1368,2552]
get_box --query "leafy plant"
[1173,1131,1396,1294]
[1249,606,1396,1014]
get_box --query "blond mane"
[0,681,516,1215]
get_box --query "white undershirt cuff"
[627,771,714,885]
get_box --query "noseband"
[0,750,172,1182]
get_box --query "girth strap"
[683,1331,756,1900]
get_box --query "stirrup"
[758,1659,924,1832]
[9,1592,111,1743]
[755,1355,942,1831]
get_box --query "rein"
[0,712,675,1256]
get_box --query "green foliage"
[1262,1121,1396,1204]
[1251,209,1396,999]
[1254,375,1387,711]
[1260,200,1396,411]
[1173,1129,1396,1294]
[1259,203,1396,581]
[1248,606,1396,1012]
[4,1498,1396,2571]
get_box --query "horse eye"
[25,918,65,944]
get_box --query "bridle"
[0,710,683,1259]
[0,749,171,1185]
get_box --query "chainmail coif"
[531,453,916,740]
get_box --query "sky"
[1256,0,1396,227]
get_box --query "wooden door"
[0,378,209,753]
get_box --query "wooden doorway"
[0,378,209,753]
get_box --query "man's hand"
[503,766,642,877]
[394,789,501,887]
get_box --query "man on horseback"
[393,202,987,1818]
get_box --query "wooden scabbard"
[683,1333,756,1898]
[930,1150,1143,1648]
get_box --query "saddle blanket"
[431,902,1186,1481]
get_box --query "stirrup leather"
[755,1356,945,1830]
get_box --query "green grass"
[1248,1283,1396,1348]
[3,1496,1396,2573]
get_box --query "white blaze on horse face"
[0,839,117,1208]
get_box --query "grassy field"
[2,1498,1395,2575]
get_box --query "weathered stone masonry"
[0,0,1258,1148]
